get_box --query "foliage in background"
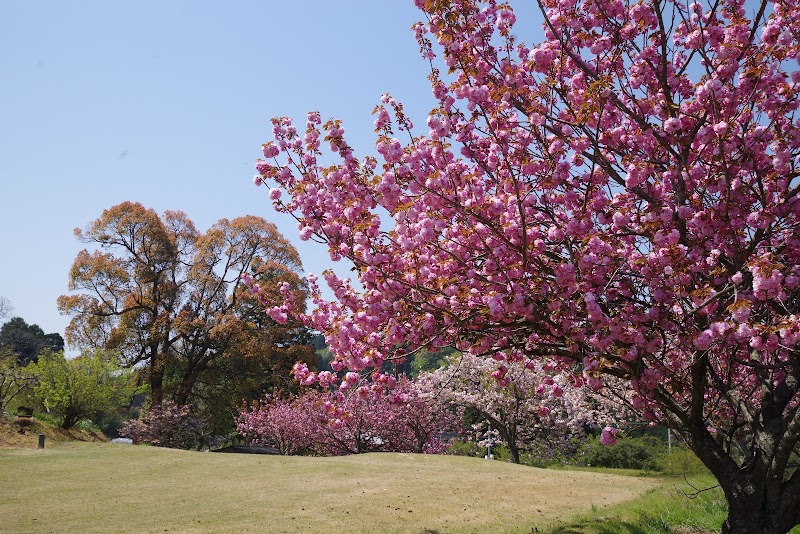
[58,201,316,422]
[238,378,460,456]
[0,346,36,414]
[418,352,624,463]
[0,316,64,366]
[27,349,135,429]
[574,435,666,471]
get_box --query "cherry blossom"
[255,1,800,531]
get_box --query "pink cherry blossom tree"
[237,381,458,456]
[381,376,462,453]
[254,0,800,531]
[237,393,318,455]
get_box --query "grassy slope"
[0,416,105,449]
[1,442,658,534]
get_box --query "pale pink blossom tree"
[254,0,800,531]
[418,352,622,463]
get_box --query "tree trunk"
[721,496,793,534]
[60,411,79,429]
[149,366,164,405]
[690,433,800,534]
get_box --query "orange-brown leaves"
[59,202,311,406]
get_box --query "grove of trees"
[253,0,800,532]
[57,202,316,431]
[238,377,459,456]
[418,352,624,464]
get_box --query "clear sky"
[0,1,435,339]
[0,1,543,341]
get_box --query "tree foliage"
[256,0,800,531]
[0,317,64,366]
[0,297,13,320]
[28,350,134,429]
[238,378,459,456]
[0,346,36,414]
[58,202,315,410]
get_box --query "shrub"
[576,435,665,471]
[657,447,709,477]
[447,440,483,457]
[74,419,102,433]
[120,401,206,450]
[33,411,62,427]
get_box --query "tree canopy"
[58,202,315,410]
[0,317,64,366]
[29,350,134,429]
[255,0,800,532]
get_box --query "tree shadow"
[548,519,650,534]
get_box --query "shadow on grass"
[548,518,651,534]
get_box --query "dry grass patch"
[1,442,657,533]
[0,416,104,449]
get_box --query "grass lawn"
[1,442,659,533]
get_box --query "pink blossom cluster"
[253,0,800,526]
[237,378,459,456]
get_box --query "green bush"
[33,411,62,427]
[447,440,483,457]
[657,447,708,476]
[576,435,665,471]
[74,419,102,433]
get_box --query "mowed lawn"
[0,442,658,533]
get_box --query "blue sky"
[0,1,435,339]
[0,1,543,341]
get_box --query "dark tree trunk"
[149,364,164,405]
[497,424,520,463]
[175,365,204,406]
[716,465,800,534]
[685,422,800,534]
[60,411,79,429]
[721,489,795,534]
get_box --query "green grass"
[1,442,657,534]
[545,474,727,534]
[546,473,800,534]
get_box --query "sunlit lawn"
[1,442,659,533]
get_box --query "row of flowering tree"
[238,357,617,460]
[253,0,800,531]
[237,377,459,455]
